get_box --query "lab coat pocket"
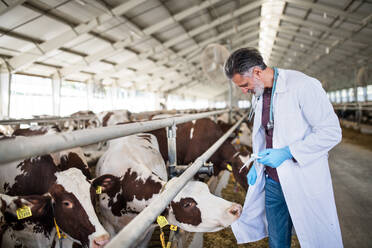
[299,161,329,198]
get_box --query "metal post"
[52,72,62,116]
[0,116,94,125]
[86,78,94,110]
[167,122,177,178]
[0,63,11,117]
[228,81,233,124]
[105,113,248,248]
[353,68,359,123]
[363,87,368,103]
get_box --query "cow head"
[166,181,242,232]
[233,122,252,147]
[0,194,50,223]
[216,143,249,191]
[49,168,110,248]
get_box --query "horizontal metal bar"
[0,116,95,125]
[105,112,248,248]
[0,110,230,164]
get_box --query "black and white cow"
[94,133,242,247]
[0,147,109,247]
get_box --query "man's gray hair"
[224,47,267,79]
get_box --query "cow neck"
[120,168,163,213]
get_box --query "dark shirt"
[262,87,280,182]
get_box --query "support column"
[167,123,177,178]
[353,68,361,126]
[86,78,94,110]
[353,68,358,103]
[228,80,233,124]
[363,87,368,102]
[111,83,120,109]
[0,64,11,117]
[51,73,62,116]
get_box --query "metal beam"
[142,0,225,36]
[0,0,26,16]
[0,109,230,164]
[188,35,259,64]
[95,16,261,92]
[273,36,362,63]
[284,0,370,71]
[57,0,232,79]
[177,19,261,58]
[285,0,364,24]
[161,0,263,49]
[301,24,371,72]
[7,0,148,71]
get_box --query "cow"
[10,126,92,180]
[0,125,14,140]
[0,135,109,247]
[68,110,99,131]
[148,118,250,191]
[97,110,132,127]
[94,134,242,247]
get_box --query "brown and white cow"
[95,134,242,247]
[148,118,250,190]
[97,110,132,127]
[0,142,109,247]
[0,125,14,140]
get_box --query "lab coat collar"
[274,68,288,93]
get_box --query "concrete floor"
[329,141,372,248]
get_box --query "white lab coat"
[231,69,343,248]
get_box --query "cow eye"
[62,200,73,208]
[183,202,192,208]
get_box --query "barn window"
[10,74,53,118]
[60,81,88,116]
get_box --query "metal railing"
[105,113,248,248]
[0,115,96,125]
[0,109,230,164]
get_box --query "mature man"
[224,48,343,248]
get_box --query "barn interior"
[0,0,371,247]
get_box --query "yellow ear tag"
[96,186,102,194]
[238,132,242,137]
[226,164,232,172]
[157,216,169,228]
[170,225,178,231]
[16,206,32,220]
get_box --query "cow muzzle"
[92,233,110,248]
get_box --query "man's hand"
[247,165,257,186]
[257,146,293,168]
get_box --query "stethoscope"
[247,67,279,131]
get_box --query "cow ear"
[22,194,53,218]
[91,174,120,194]
[4,194,53,218]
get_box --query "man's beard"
[253,77,264,97]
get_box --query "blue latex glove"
[247,165,257,186]
[257,146,293,168]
